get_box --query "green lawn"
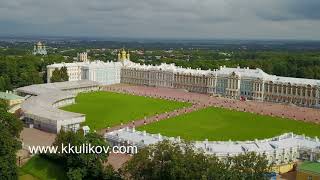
[299,161,320,173]
[138,107,320,141]
[20,156,67,180]
[19,174,39,180]
[62,91,191,130]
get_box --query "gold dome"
[120,49,127,60]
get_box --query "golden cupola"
[118,48,130,62]
[121,49,127,60]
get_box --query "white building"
[214,66,320,107]
[47,62,83,82]
[106,128,320,166]
[16,80,100,133]
[47,49,320,108]
[47,61,122,85]
[81,61,121,85]
[33,41,47,55]
[121,64,320,108]
[77,52,88,62]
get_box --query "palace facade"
[121,64,320,108]
[47,50,320,108]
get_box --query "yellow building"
[0,91,24,113]
[272,163,295,174]
[0,91,24,107]
[297,162,320,180]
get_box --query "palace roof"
[17,80,100,123]
[124,63,213,76]
[47,61,122,69]
[0,91,24,100]
[217,66,320,86]
[106,128,320,157]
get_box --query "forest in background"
[1,44,320,91]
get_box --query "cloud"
[0,0,319,39]
[247,0,320,21]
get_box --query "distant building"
[77,52,88,62]
[33,41,47,55]
[155,56,161,60]
[297,162,320,180]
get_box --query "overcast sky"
[1,0,320,40]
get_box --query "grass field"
[62,91,191,130]
[20,156,67,180]
[138,107,320,141]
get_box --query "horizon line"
[1,34,320,42]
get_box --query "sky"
[1,0,320,40]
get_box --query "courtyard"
[61,91,191,130]
[138,107,320,141]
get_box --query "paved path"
[98,103,208,135]
[20,127,56,147]
[105,153,132,170]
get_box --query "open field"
[20,156,66,180]
[104,84,320,124]
[138,107,320,141]
[62,91,191,130]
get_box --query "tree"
[303,67,315,79]
[67,168,85,180]
[102,165,122,180]
[0,107,23,179]
[46,130,120,180]
[229,152,271,180]
[206,156,232,179]
[50,68,62,83]
[122,140,209,180]
[123,140,271,180]
[0,99,8,111]
[50,67,69,83]
[0,127,20,179]
[0,76,6,91]
[60,66,69,81]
